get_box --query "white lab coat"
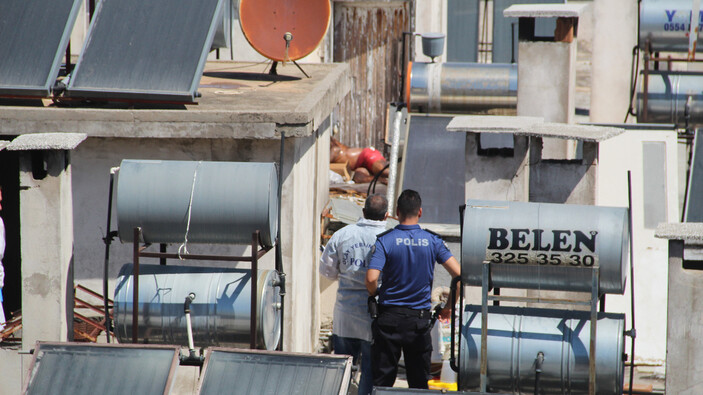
[320,218,386,341]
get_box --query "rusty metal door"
[333,1,410,149]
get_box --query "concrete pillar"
[508,4,586,159]
[19,150,75,347]
[590,0,637,123]
[3,133,86,385]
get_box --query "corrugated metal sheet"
[447,0,480,62]
[333,1,410,150]
[66,0,223,102]
[198,348,352,395]
[24,342,180,395]
[400,115,465,225]
[0,0,81,97]
[492,0,566,63]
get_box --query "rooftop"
[655,223,703,243]
[503,4,588,19]
[0,61,351,140]
[447,116,624,142]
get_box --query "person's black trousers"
[371,306,432,389]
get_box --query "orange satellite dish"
[239,0,331,62]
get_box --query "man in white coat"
[320,194,388,395]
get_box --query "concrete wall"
[664,240,703,393]
[69,127,330,353]
[464,134,529,202]
[590,0,637,123]
[597,129,679,365]
[529,139,598,204]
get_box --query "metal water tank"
[462,200,629,294]
[460,305,626,394]
[406,62,517,113]
[639,0,703,53]
[637,71,703,127]
[113,264,282,350]
[117,159,278,247]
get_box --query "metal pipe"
[534,351,544,395]
[386,105,403,215]
[406,62,517,113]
[250,232,259,349]
[627,171,637,395]
[637,71,703,128]
[184,293,196,357]
[132,227,141,343]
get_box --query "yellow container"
[427,379,457,391]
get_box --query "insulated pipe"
[116,160,278,247]
[114,264,282,350]
[386,106,403,214]
[462,200,629,294]
[460,305,626,395]
[640,0,703,53]
[405,62,517,113]
[637,71,703,127]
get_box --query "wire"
[178,161,202,259]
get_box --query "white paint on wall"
[597,129,679,364]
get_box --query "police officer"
[366,189,460,389]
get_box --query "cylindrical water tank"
[460,305,626,395]
[117,159,278,247]
[405,62,517,113]
[640,0,703,53]
[637,71,703,127]
[113,264,282,350]
[462,200,629,294]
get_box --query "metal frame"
[130,227,272,349]
[475,260,601,394]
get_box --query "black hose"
[625,0,642,122]
[276,131,286,350]
[449,275,461,373]
[367,163,390,196]
[102,171,116,343]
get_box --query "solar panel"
[66,0,224,103]
[198,348,352,395]
[0,0,81,97]
[23,342,180,395]
[400,115,466,225]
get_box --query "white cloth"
[320,217,387,341]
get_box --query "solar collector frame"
[0,0,82,98]
[66,0,224,103]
